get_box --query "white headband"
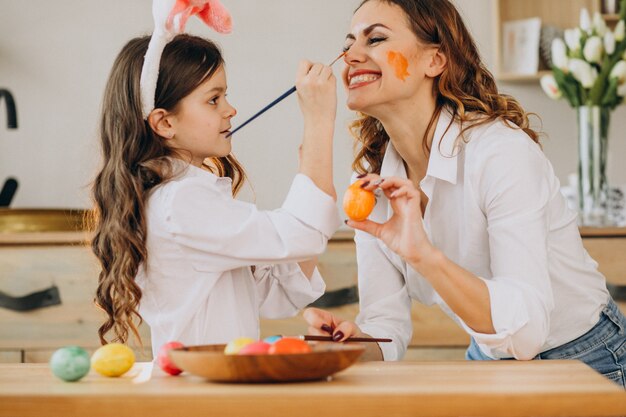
[140,0,233,119]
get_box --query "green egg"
[49,346,91,382]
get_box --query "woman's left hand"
[347,175,436,265]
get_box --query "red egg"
[267,338,312,355]
[238,341,272,355]
[157,341,185,376]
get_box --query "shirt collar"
[169,157,233,193]
[379,107,461,185]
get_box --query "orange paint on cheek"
[387,51,410,81]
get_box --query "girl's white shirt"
[136,161,341,357]
[355,109,610,361]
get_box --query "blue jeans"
[466,298,626,388]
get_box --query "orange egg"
[267,338,312,355]
[343,180,376,221]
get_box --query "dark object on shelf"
[0,178,18,207]
[607,283,626,301]
[309,285,358,308]
[0,89,18,129]
[0,285,61,312]
[539,25,564,70]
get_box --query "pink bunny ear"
[166,0,232,33]
[166,0,194,32]
[197,0,233,34]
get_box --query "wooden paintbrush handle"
[302,335,392,343]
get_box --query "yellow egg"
[224,337,255,355]
[91,343,135,377]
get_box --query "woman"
[304,0,626,387]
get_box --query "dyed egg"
[49,346,90,382]
[91,343,135,377]
[157,341,185,376]
[224,337,255,355]
[268,338,312,355]
[263,335,282,344]
[343,180,376,221]
[238,341,271,355]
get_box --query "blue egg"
[263,335,282,344]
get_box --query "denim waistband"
[538,297,625,360]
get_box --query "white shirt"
[355,109,610,361]
[136,161,341,357]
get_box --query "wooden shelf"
[497,70,551,82]
[493,0,602,82]
[602,13,621,21]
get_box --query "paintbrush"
[298,335,392,343]
[226,51,346,138]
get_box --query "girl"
[304,0,626,387]
[91,34,341,358]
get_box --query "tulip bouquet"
[541,2,626,108]
[540,0,626,227]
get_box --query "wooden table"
[1,361,624,417]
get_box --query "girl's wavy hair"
[90,34,246,345]
[350,0,541,175]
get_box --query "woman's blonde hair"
[350,0,540,175]
[90,34,246,345]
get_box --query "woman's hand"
[347,175,437,265]
[295,60,337,125]
[302,307,360,341]
[303,307,384,361]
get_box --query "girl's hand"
[295,60,337,125]
[302,307,360,342]
[348,175,437,265]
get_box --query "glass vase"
[576,105,611,227]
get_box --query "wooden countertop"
[1,361,624,417]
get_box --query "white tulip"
[615,20,625,42]
[610,60,626,83]
[618,82,626,97]
[564,28,582,51]
[580,8,592,33]
[583,36,603,63]
[551,38,569,70]
[593,12,607,36]
[540,74,562,100]
[604,31,616,55]
[569,58,596,88]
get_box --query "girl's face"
[168,66,236,166]
[342,0,438,115]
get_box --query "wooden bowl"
[169,342,365,383]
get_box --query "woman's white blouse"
[355,109,610,361]
[136,162,341,357]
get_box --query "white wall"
[1,0,625,211]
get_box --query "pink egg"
[157,341,185,375]
[237,341,271,355]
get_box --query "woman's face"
[342,0,436,115]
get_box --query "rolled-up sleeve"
[255,263,325,318]
[355,231,413,361]
[168,173,341,272]
[465,131,555,360]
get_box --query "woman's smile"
[348,69,382,89]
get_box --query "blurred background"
[1,0,624,214]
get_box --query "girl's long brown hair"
[91,34,246,345]
[351,0,540,175]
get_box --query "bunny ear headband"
[140,0,233,119]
